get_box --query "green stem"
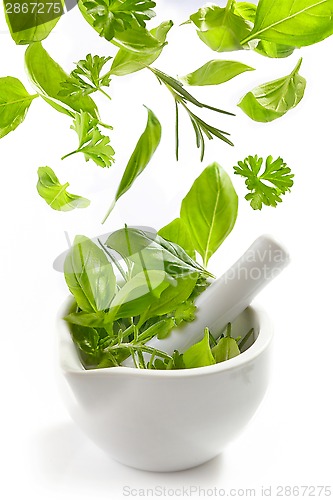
[238,328,255,351]
[99,87,112,101]
[226,0,234,12]
[291,58,303,77]
[105,342,172,362]
[61,150,77,161]
[101,198,116,224]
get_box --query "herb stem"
[61,150,77,161]
[98,87,112,101]
[101,198,116,224]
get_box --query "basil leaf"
[139,274,198,324]
[25,42,98,118]
[64,235,116,313]
[233,1,257,21]
[111,20,173,76]
[109,270,171,320]
[37,166,90,211]
[180,163,238,267]
[102,107,161,222]
[255,40,295,58]
[105,227,210,280]
[65,311,108,328]
[189,3,252,52]
[238,58,306,122]
[183,329,216,369]
[181,60,254,86]
[158,218,196,260]
[0,76,38,138]
[212,337,240,363]
[4,0,64,45]
[233,2,295,58]
[242,0,333,47]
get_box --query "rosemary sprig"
[150,67,235,161]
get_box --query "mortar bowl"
[58,298,273,472]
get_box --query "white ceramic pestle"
[123,235,289,366]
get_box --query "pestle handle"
[144,235,290,356]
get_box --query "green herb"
[150,67,234,161]
[102,106,161,222]
[59,54,113,100]
[25,42,98,118]
[158,218,196,260]
[238,58,306,122]
[189,1,252,52]
[63,213,252,370]
[234,155,294,209]
[233,2,295,58]
[111,20,173,76]
[241,0,333,48]
[4,0,64,45]
[138,274,198,326]
[105,227,212,280]
[62,111,115,168]
[0,77,38,138]
[180,163,238,267]
[82,0,156,41]
[37,167,90,212]
[64,235,116,313]
[182,328,216,368]
[181,60,255,86]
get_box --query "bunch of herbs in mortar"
[64,163,253,370]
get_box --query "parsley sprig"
[62,111,115,168]
[82,0,156,41]
[59,54,113,100]
[234,155,294,209]
[150,67,234,161]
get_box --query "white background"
[1,1,333,498]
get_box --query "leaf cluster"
[59,54,113,99]
[234,154,294,209]
[82,0,156,41]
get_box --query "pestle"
[123,235,290,366]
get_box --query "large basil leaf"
[0,76,37,138]
[242,0,333,47]
[238,58,306,122]
[181,60,254,86]
[111,20,173,76]
[25,42,98,117]
[180,163,238,267]
[103,107,161,222]
[158,218,196,260]
[4,0,64,44]
[189,3,252,52]
[64,236,116,313]
[105,227,209,279]
[37,166,90,211]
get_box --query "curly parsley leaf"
[62,111,115,168]
[82,0,156,41]
[59,54,113,100]
[234,155,294,210]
